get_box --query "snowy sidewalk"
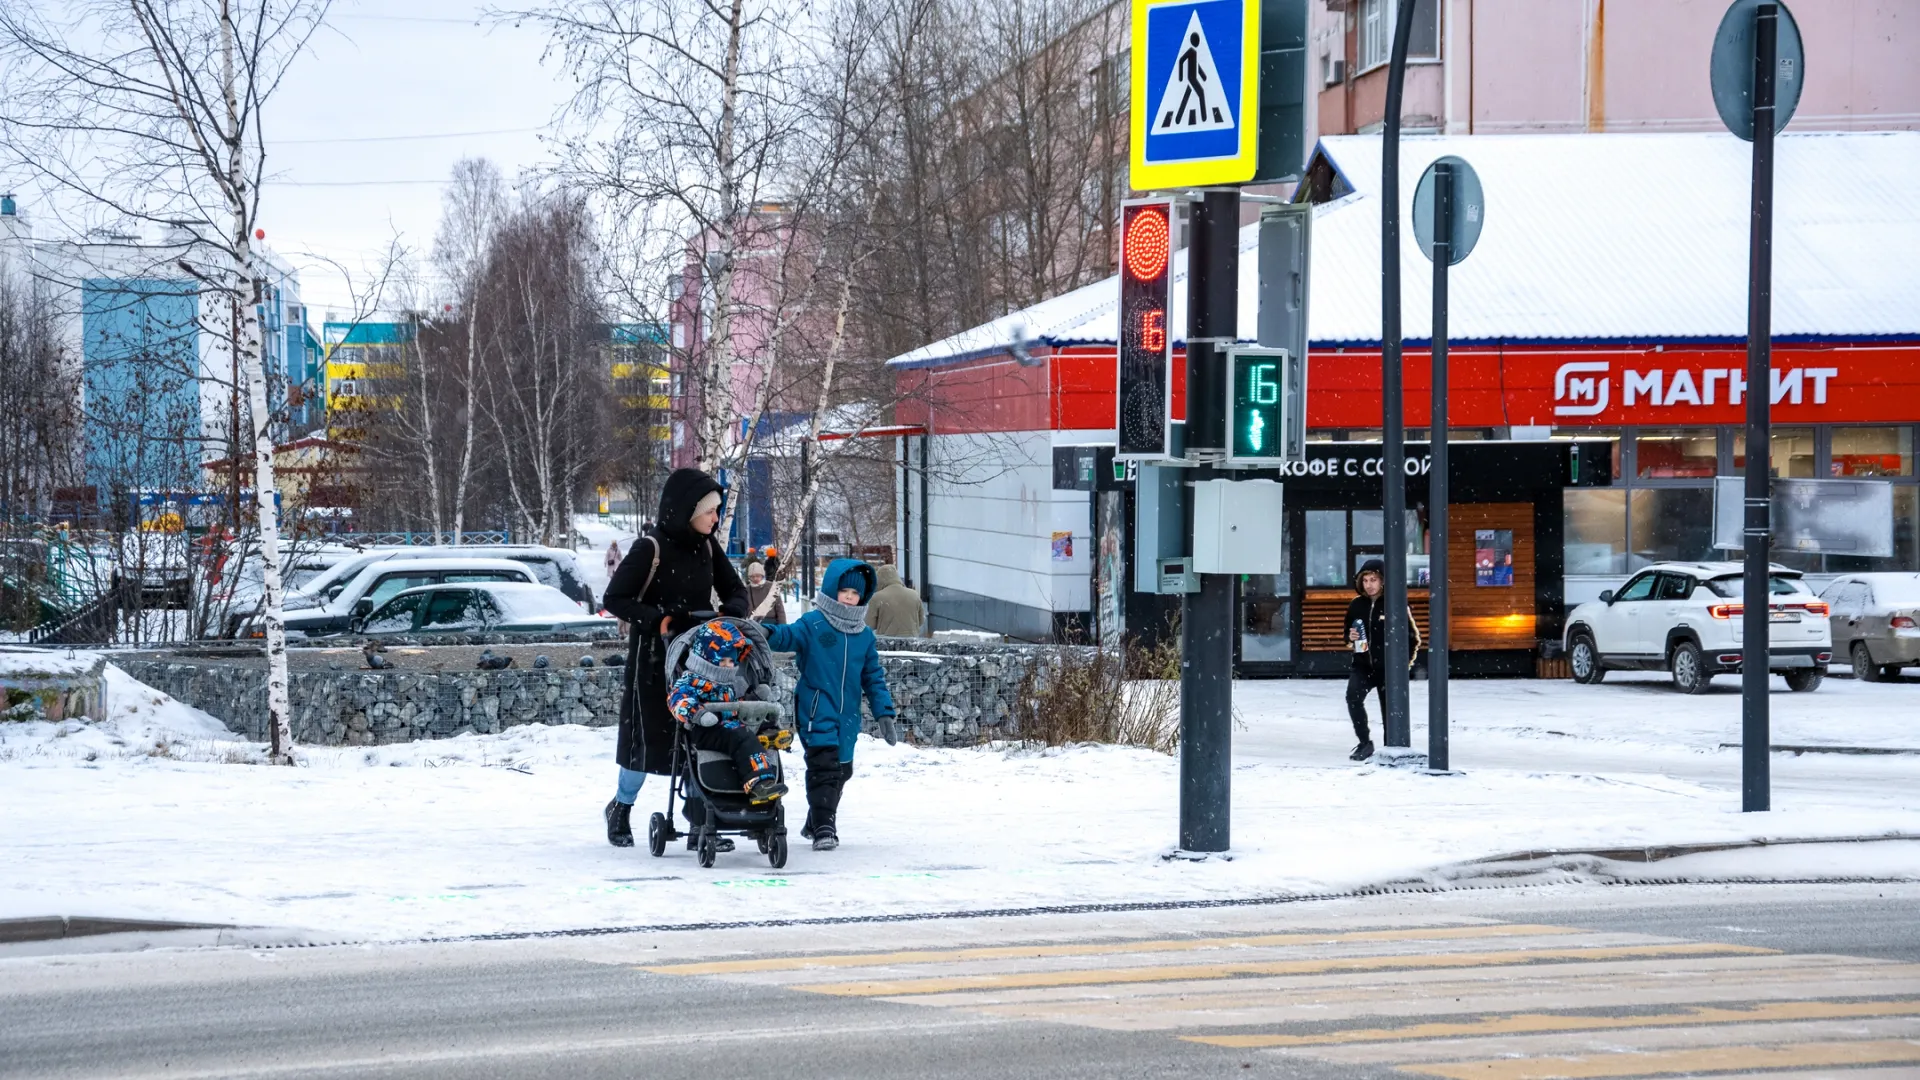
[2,664,1918,943]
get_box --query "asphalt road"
[3,882,1917,1080]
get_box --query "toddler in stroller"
[646,616,795,868]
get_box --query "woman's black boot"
[605,799,635,847]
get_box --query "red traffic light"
[1124,206,1169,282]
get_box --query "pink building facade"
[1312,0,1918,139]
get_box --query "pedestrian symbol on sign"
[1154,13,1232,133]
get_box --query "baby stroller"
[645,616,791,869]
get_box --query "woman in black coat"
[601,467,749,846]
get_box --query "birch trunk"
[221,2,291,762]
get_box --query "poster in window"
[1474,529,1514,587]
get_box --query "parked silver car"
[1819,572,1920,681]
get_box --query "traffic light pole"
[1428,163,1452,773]
[1379,0,1419,748]
[1180,188,1238,853]
[1741,4,1778,812]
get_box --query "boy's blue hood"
[820,558,876,603]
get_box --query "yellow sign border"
[1130,0,1261,189]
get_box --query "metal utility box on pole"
[1412,155,1485,775]
[1711,0,1803,813]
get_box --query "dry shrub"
[1012,637,1181,753]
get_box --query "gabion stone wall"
[114,641,1076,748]
[115,661,622,745]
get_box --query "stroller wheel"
[697,830,718,869]
[756,832,770,855]
[647,813,667,858]
[767,832,788,869]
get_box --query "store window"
[1565,488,1628,574]
[1831,427,1914,477]
[1634,429,1717,480]
[1827,486,1920,573]
[1305,510,1347,587]
[1627,488,1717,566]
[1732,428,1816,477]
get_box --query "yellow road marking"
[1185,998,1920,1048]
[641,923,1586,976]
[791,942,1777,997]
[1400,1038,1920,1079]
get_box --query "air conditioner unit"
[1325,58,1346,86]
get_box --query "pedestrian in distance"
[1343,557,1421,762]
[744,557,786,625]
[762,558,899,851]
[598,468,750,847]
[864,564,926,637]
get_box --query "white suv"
[1563,561,1833,694]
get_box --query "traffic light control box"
[1192,477,1284,574]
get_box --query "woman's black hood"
[655,468,724,547]
[1352,557,1386,595]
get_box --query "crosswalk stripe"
[1185,998,1920,1048]
[791,942,1777,997]
[963,964,1920,1030]
[640,922,1583,976]
[1399,1038,1920,1080]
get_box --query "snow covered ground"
[1,661,1917,943]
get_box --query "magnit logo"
[1553,361,1610,416]
[1553,361,1839,416]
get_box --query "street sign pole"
[1713,0,1800,812]
[1740,5,1779,813]
[1414,154,1482,774]
[1379,0,1419,748]
[1428,162,1452,773]
[1180,188,1238,854]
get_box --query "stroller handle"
[693,700,784,726]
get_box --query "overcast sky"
[261,0,575,318]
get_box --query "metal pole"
[1742,3,1778,812]
[919,432,931,607]
[1180,188,1238,853]
[1428,162,1452,773]
[801,437,816,600]
[1380,0,1419,748]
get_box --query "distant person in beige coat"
[864,565,927,637]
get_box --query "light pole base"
[1162,849,1236,863]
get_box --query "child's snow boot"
[604,799,634,847]
[745,775,788,804]
[756,722,794,751]
[811,821,839,851]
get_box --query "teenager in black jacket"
[599,468,749,846]
[1343,557,1421,762]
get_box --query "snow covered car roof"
[1634,561,1804,580]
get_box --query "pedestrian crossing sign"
[1131,0,1260,188]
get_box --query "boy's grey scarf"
[815,592,868,634]
[683,652,747,694]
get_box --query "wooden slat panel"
[1445,503,1537,650]
[1302,588,1430,652]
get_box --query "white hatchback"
[1563,561,1832,694]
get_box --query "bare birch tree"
[0,0,331,762]
[432,158,508,544]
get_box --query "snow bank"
[1,667,1917,942]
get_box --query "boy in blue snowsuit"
[763,558,897,851]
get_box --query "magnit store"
[886,132,1920,669]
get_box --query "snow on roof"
[887,130,1920,366]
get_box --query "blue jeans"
[614,766,647,805]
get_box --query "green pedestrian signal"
[1226,346,1303,465]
